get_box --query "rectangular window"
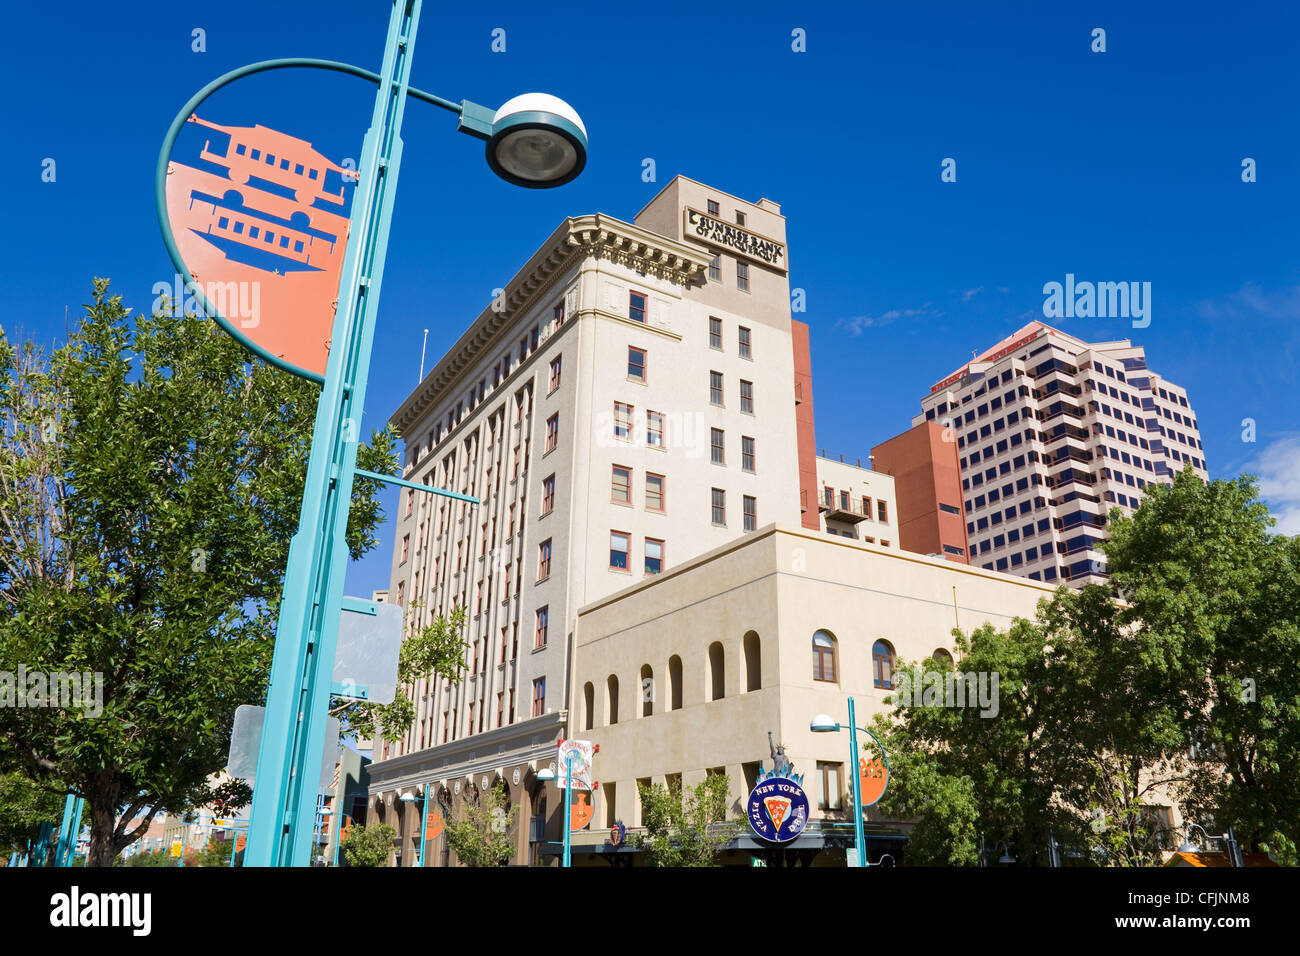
[646,473,665,512]
[612,465,631,504]
[647,410,664,447]
[743,495,757,532]
[736,210,746,226]
[738,326,752,359]
[531,677,546,717]
[742,436,755,473]
[628,346,646,382]
[708,254,720,281]
[711,428,725,465]
[710,371,724,406]
[401,534,410,563]
[610,531,630,570]
[549,355,562,393]
[537,539,552,581]
[534,606,549,648]
[542,474,555,515]
[707,199,719,216]
[877,500,889,522]
[546,413,559,453]
[629,291,647,323]
[645,538,663,575]
[709,317,722,349]
[740,380,753,413]
[817,762,844,811]
[711,488,726,526]
[736,261,749,291]
[614,402,633,439]
[405,488,415,517]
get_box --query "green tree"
[871,619,1070,866]
[0,280,396,866]
[874,590,1190,866]
[192,835,232,867]
[120,848,172,867]
[341,822,396,867]
[0,772,63,861]
[1102,467,1300,862]
[633,773,738,866]
[443,780,519,866]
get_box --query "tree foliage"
[341,822,396,867]
[874,467,1299,866]
[1102,467,1300,862]
[0,772,64,860]
[443,780,519,866]
[0,280,395,866]
[633,773,738,867]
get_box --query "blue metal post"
[562,752,573,868]
[245,0,423,867]
[847,697,866,868]
[65,798,84,867]
[418,783,430,867]
[54,794,78,867]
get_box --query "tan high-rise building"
[366,176,809,864]
[907,321,1207,586]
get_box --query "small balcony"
[821,489,869,524]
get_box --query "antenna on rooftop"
[418,328,429,383]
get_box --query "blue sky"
[3,0,1298,599]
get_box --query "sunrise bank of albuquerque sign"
[685,208,785,267]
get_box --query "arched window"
[931,648,954,669]
[640,664,653,717]
[873,639,896,689]
[606,674,619,725]
[668,655,683,710]
[707,642,725,701]
[583,682,595,730]
[813,630,837,682]
[743,631,761,692]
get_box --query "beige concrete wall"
[574,525,1057,827]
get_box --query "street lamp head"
[487,93,587,188]
[810,714,840,733]
[535,768,557,782]
[398,790,417,803]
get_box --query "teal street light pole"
[418,783,430,867]
[811,698,891,868]
[536,752,574,868]
[216,0,588,867]
[54,794,84,868]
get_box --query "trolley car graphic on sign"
[163,112,358,379]
[190,115,357,209]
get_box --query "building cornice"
[389,214,712,436]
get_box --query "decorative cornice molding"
[390,214,711,436]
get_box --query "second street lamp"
[811,697,891,868]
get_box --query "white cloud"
[962,286,984,303]
[834,304,932,336]
[1196,282,1300,323]
[1250,435,1300,534]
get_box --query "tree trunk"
[85,772,122,868]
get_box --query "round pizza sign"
[747,776,810,844]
